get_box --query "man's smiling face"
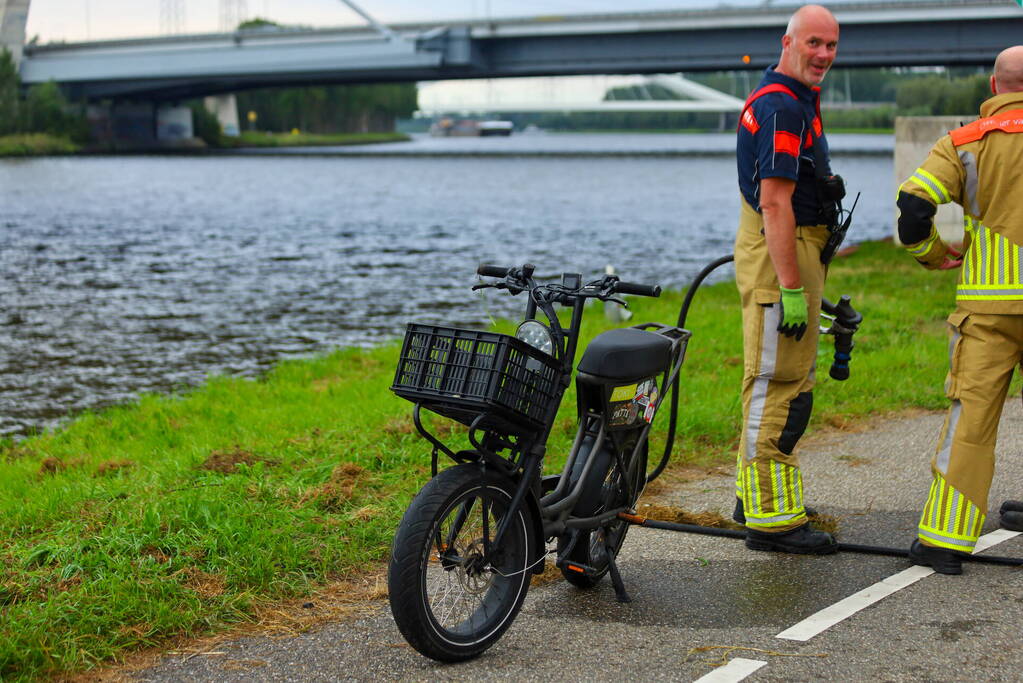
[779,11,839,87]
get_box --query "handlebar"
[616,281,661,298]
[477,263,660,298]
[477,263,512,278]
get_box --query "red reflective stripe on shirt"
[950,109,1023,146]
[741,108,759,134]
[774,131,800,157]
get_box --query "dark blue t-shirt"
[737,67,830,226]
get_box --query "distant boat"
[478,120,514,136]
[429,118,514,137]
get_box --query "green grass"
[0,133,78,156]
[227,131,409,148]
[0,241,971,679]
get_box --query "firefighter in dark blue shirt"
[732,4,842,554]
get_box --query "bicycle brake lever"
[605,296,627,307]
[471,283,497,292]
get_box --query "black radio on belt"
[818,173,846,203]
[816,174,845,228]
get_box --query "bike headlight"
[515,320,555,357]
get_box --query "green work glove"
[777,286,808,341]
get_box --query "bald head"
[778,4,839,87]
[786,4,839,39]
[993,46,1023,93]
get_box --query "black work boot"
[745,523,838,555]
[908,540,965,575]
[1000,501,1023,532]
[733,497,818,524]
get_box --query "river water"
[1,132,895,437]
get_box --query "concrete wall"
[893,115,972,245]
[0,0,29,64]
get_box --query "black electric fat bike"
[386,259,859,662]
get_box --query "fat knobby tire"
[388,464,535,662]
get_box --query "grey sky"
[26,0,743,43]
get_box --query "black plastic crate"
[391,324,561,434]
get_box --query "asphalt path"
[133,407,1023,682]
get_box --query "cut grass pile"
[0,240,975,679]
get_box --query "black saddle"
[577,328,672,380]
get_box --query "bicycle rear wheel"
[559,439,646,588]
[388,463,535,662]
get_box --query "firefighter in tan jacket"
[899,46,1023,574]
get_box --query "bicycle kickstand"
[605,542,632,603]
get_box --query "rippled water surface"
[0,133,895,436]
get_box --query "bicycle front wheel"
[388,463,535,662]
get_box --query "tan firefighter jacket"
[899,91,1023,313]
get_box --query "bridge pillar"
[894,116,964,245]
[0,0,29,64]
[204,94,240,137]
[156,105,194,141]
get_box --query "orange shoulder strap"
[742,83,798,110]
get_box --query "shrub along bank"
[0,241,974,679]
[224,131,409,148]
[0,132,77,156]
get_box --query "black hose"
[677,254,735,329]
[647,254,735,485]
[632,518,1023,566]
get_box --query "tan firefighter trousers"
[918,310,1023,553]
[734,198,828,532]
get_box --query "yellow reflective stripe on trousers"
[957,221,1023,300]
[742,461,806,528]
[918,473,985,552]
[735,452,743,499]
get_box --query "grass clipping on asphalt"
[0,241,975,679]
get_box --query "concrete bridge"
[6,0,1022,102]
[2,0,1019,145]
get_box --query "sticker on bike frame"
[643,386,659,423]
[610,384,638,402]
[634,379,655,406]
[610,401,639,426]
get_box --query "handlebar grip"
[477,263,512,278]
[616,281,662,297]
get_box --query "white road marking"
[974,528,1020,552]
[692,658,768,683]
[775,529,1022,642]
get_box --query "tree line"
[0,49,87,141]
[497,68,993,132]
[231,82,417,135]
